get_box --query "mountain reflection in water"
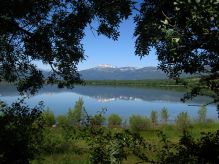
[0,84,217,120]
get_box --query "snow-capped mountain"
[96,64,116,68]
[79,65,168,80]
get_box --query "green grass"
[32,153,89,164]
[138,122,219,143]
[32,121,219,163]
[33,100,219,163]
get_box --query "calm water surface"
[0,85,217,121]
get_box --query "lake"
[0,84,218,121]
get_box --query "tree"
[197,105,207,123]
[0,100,43,163]
[175,112,192,134]
[1,1,218,162]
[0,0,134,94]
[160,107,169,125]
[158,131,219,163]
[129,115,151,132]
[108,114,122,128]
[2,0,217,102]
[42,108,55,127]
[90,114,105,126]
[150,110,158,128]
[0,2,134,162]
[134,0,219,104]
[67,98,84,126]
[57,115,69,127]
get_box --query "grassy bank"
[32,99,219,163]
[33,122,219,164]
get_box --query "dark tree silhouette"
[0,1,133,163]
[0,100,44,163]
[0,0,133,94]
[134,0,219,103]
[0,1,218,162]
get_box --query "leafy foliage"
[0,0,134,94]
[129,115,151,132]
[67,98,84,126]
[42,108,55,127]
[0,99,43,163]
[90,114,106,126]
[1,1,218,163]
[134,0,219,103]
[158,131,219,164]
[150,110,158,128]
[175,112,192,133]
[160,107,169,125]
[1,0,218,101]
[33,104,219,163]
[42,128,68,155]
[197,105,207,124]
[57,115,69,127]
[108,114,122,128]
[86,129,152,164]
[80,112,152,164]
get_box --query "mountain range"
[79,65,168,80]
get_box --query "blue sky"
[36,16,158,71]
[79,16,158,70]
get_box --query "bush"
[90,114,105,126]
[129,115,151,132]
[0,100,43,163]
[150,110,158,128]
[42,108,55,127]
[57,115,69,127]
[108,114,122,128]
[160,107,169,125]
[67,98,84,126]
[175,112,192,133]
[197,105,207,123]
[42,128,68,154]
[158,131,219,163]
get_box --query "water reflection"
[0,84,211,104]
[72,86,211,105]
[0,84,217,120]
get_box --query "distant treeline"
[85,79,184,87]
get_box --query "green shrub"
[122,119,128,129]
[108,114,122,128]
[175,112,192,133]
[42,108,55,127]
[158,131,219,163]
[57,115,68,127]
[83,115,151,164]
[150,110,158,128]
[42,128,69,154]
[67,98,84,126]
[197,105,207,123]
[129,115,151,132]
[0,100,43,163]
[90,114,105,126]
[160,107,169,125]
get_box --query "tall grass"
[37,99,219,163]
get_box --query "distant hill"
[79,65,168,80]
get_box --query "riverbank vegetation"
[85,78,217,100]
[85,79,182,87]
[31,98,219,163]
